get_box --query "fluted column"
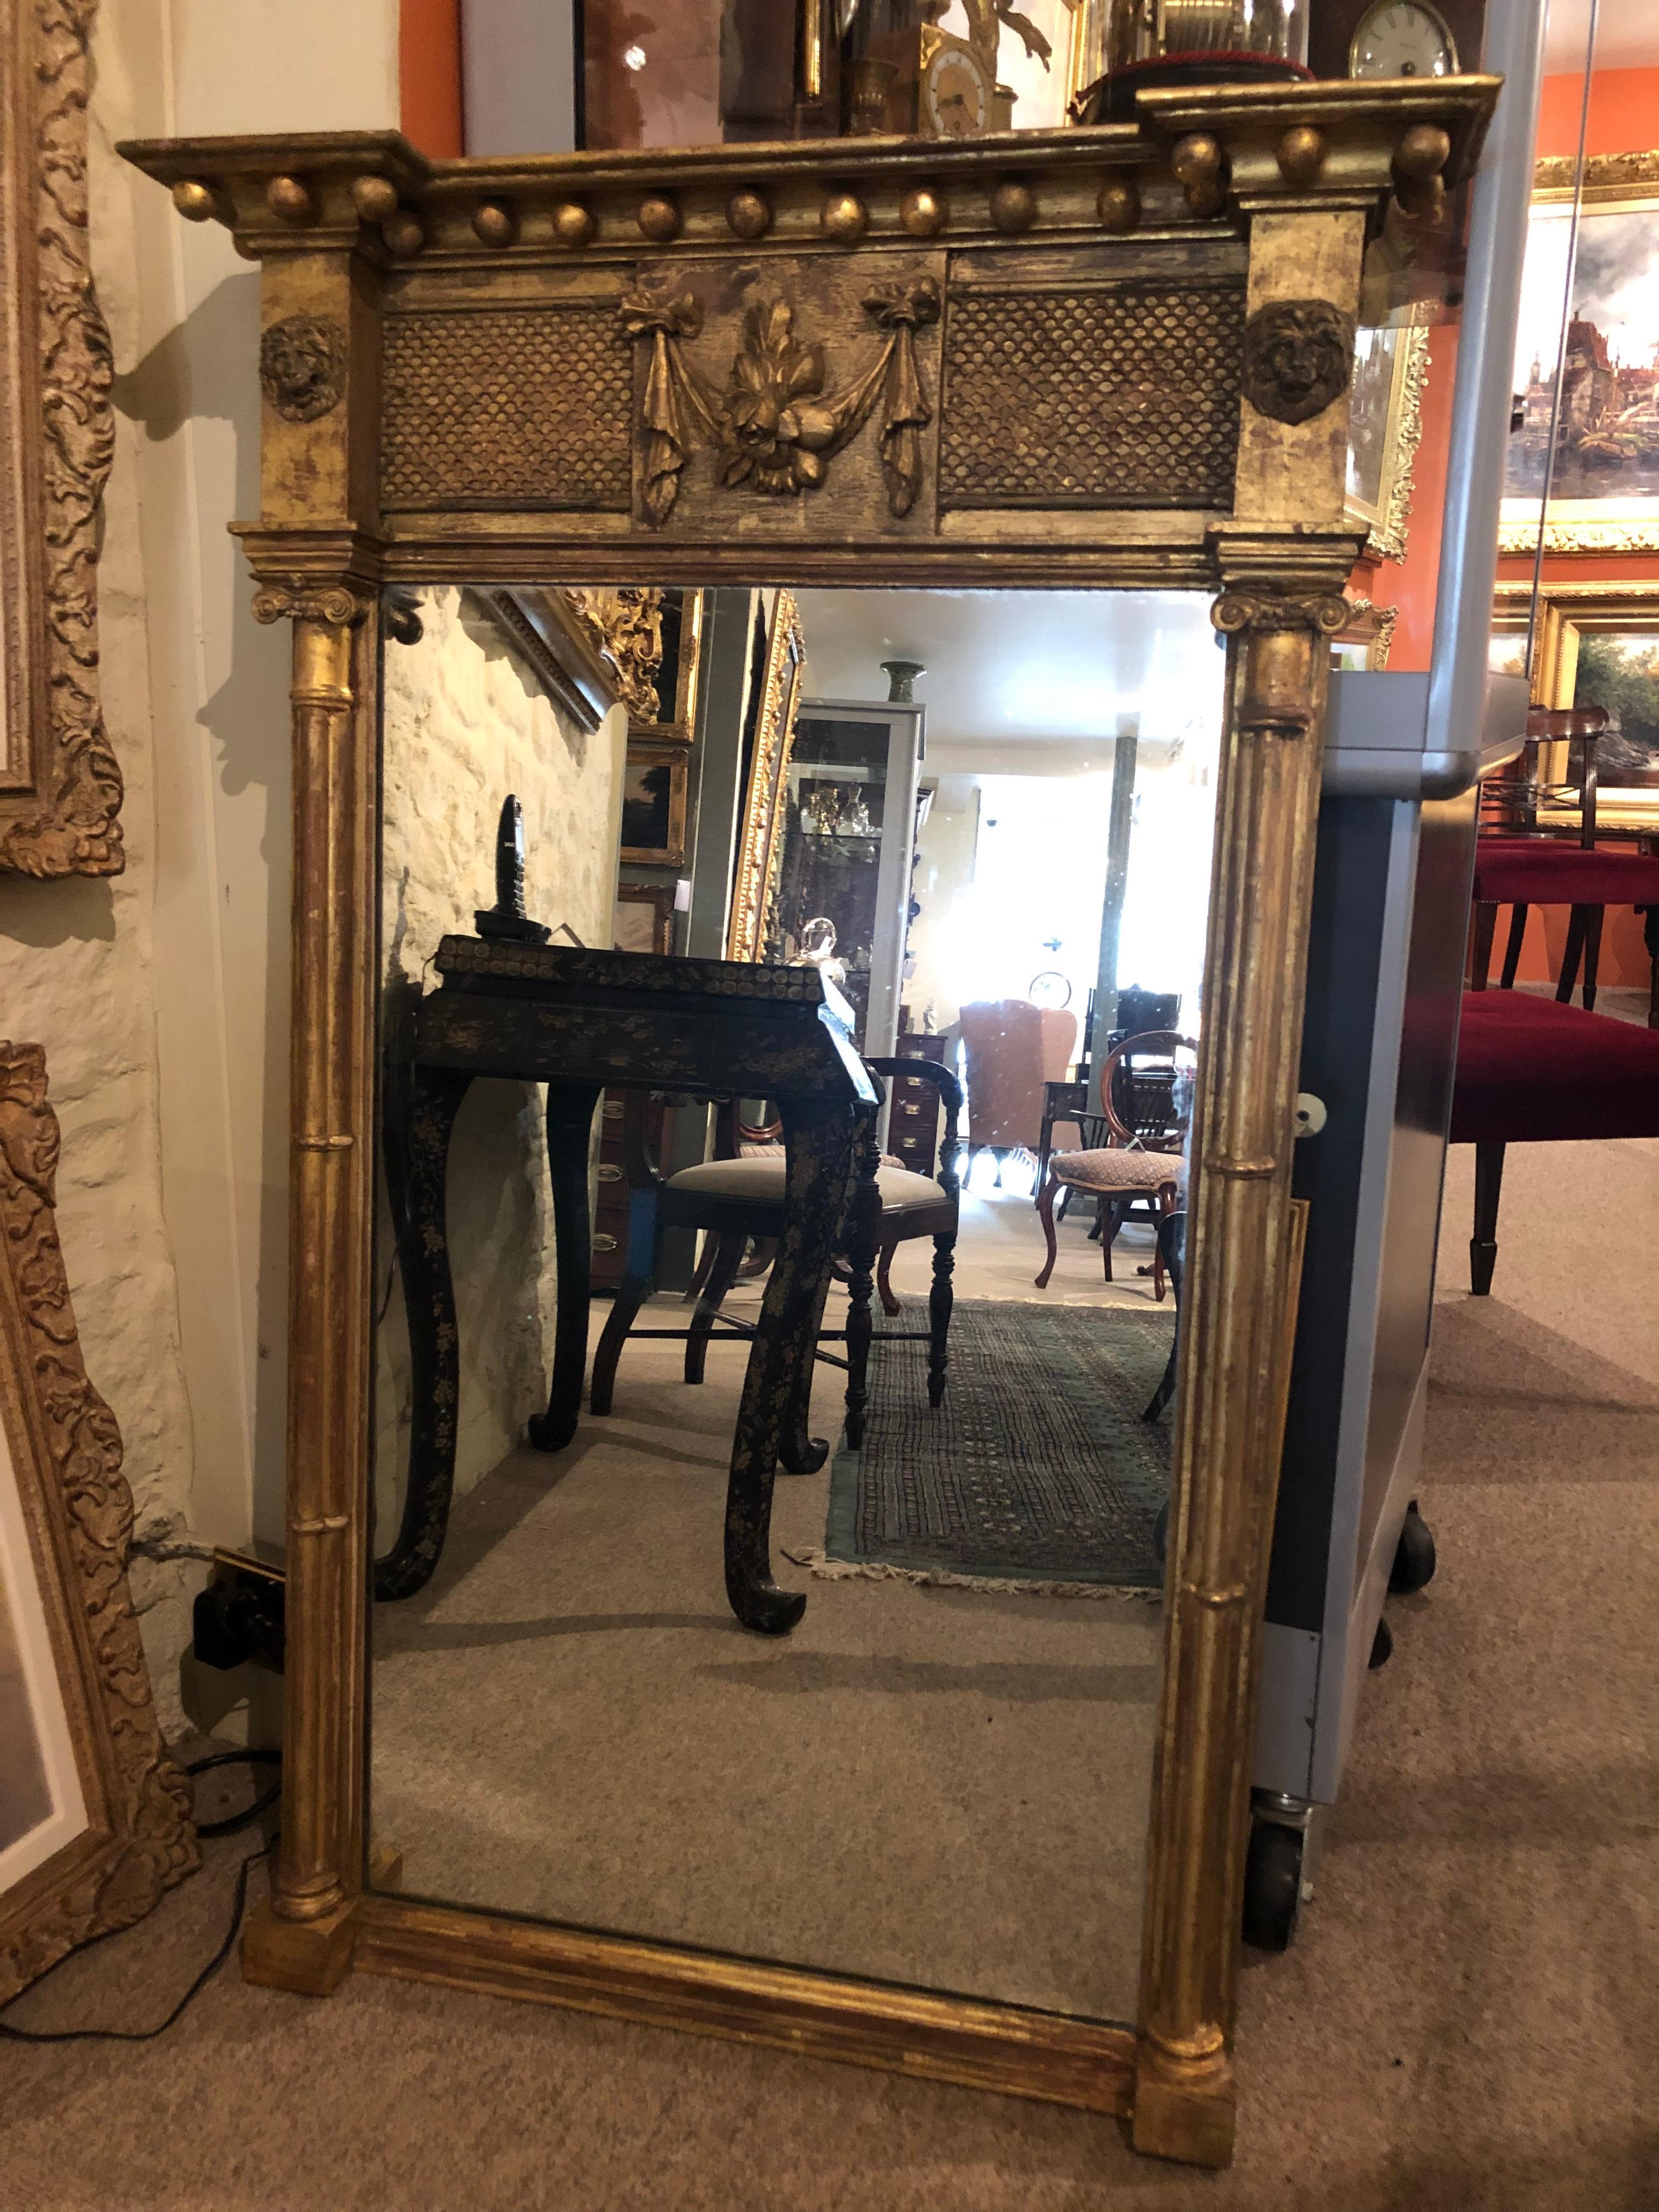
[1133,586,1346,2165]
[242,581,376,1993]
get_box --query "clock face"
[1350,0,1458,79]
[920,44,990,139]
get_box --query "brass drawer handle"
[602,1101,624,1121]
[597,1163,623,1182]
[593,1232,618,1253]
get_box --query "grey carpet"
[828,1300,1173,1587]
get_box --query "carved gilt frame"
[1344,322,1427,565]
[0,0,123,875]
[120,76,1496,2170]
[726,590,805,962]
[0,1043,198,1999]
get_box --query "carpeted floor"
[1,1132,1655,2209]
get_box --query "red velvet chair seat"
[1471,839,1659,907]
[1451,990,1659,1146]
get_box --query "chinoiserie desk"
[380,938,874,1634]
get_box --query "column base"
[1131,2055,1237,2168]
[242,1895,358,1996]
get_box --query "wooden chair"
[1451,988,1659,1293]
[1033,1030,1195,1296]
[591,1060,963,1449]
[1471,706,1659,1026]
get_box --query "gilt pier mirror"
[123,79,1496,2170]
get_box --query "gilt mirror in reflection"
[368,583,1224,2027]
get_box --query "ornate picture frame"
[726,592,805,963]
[1344,324,1428,565]
[0,1043,198,2000]
[0,0,124,876]
[1496,578,1659,825]
[613,879,676,954]
[1500,152,1659,557]
[634,587,704,745]
[619,738,689,868]
[1331,595,1397,672]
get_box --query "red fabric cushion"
[1472,838,1659,905]
[1451,990,1659,1144]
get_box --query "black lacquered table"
[377,938,874,1634]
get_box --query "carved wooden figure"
[121,75,1498,2167]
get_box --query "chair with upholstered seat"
[1032,1031,1195,1296]
[591,1059,963,1449]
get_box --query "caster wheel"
[1152,1498,1170,1573]
[1242,1820,1304,1952]
[1390,1505,1437,1594]
[1369,1614,1393,1669]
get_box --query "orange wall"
[400,0,464,156]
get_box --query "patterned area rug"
[812,1298,1174,1594]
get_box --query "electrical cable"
[0,1750,279,2047]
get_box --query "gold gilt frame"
[1499,151,1659,557]
[1494,577,1659,826]
[0,0,124,876]
[1344,322,1428,563]
[727,590,806,962]
[0,1043,198,1998]
[121,76,1496,2170]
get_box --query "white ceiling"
[793,589,1223,750]
[1546,0,1655,71]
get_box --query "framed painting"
[0,0,123,875]
[619,740,689,868]
[1500,153,1659,557]
[1344,325,1429,565]
[613,880,676,955]
[635,589,704,746]
[1331,595,1398,672]
[726,592,805,964]
[0,1043,197,1999]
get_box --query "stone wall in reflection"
[376,586,627,1530]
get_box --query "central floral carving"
[618,279,940,527]
[721,301,838,493]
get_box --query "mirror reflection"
[369,583,1222,2024]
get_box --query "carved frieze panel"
[623,254,947,541]
[938,278,1245,510]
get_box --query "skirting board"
[352,1891,1137,2115]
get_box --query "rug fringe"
[781,1545,1161,1604]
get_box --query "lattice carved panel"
[381,306,633,511]
[939,284,1244,511]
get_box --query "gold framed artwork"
[0,1043,198,1999]
[619,740,689,868]
[1501,152,1659,557]
[119,74,1498,2170]
[1495,579,1659,826]
[635,588,704,744]
[1344,325,1429,565]
[0,0,124,875]
[613,880,676,954]
[726,592,805,964]
[1331,595,1398,671]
